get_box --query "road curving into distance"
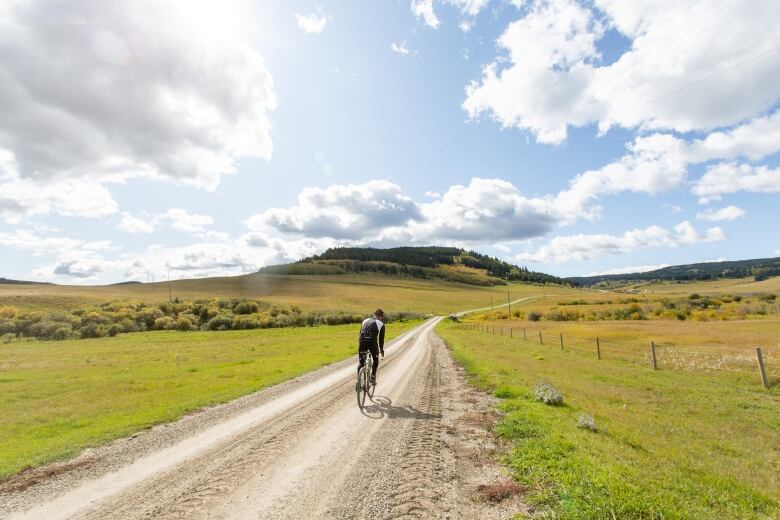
[3,317,480,519]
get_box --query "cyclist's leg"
[357,345,368,373]
[369,345,379,378]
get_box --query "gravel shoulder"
[1,318,525,519]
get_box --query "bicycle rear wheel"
[356,367,367,408]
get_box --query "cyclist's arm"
[378,322,385,355]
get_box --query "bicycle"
[356,351,376,408]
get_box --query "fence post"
[500,327,503,336]
[560,333,564,351]
[510,328,513,338]
[651,341,658,370]
[596,337,601,359]
[523,328,527,341]
[756,347,769,389]
[539,330,543,344]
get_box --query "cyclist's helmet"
[374,308,385,320]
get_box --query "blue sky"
[1,0,779,283]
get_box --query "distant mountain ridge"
[568,257,780,287]
[0,277,52,285]
[260,246,571,287]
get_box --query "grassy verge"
[0,320,419,478]
[436,319,780,519]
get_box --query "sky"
[1,0,779,284]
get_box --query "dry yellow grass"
[0,273,551,314]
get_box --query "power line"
[637,44,780,108]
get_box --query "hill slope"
[259,246,570,286]
[569,257,780,287]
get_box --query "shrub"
[175,316,194,331]
[2,332,15,344]
[108,323,123,337]
[0,306,17,319]
[233,314,261,329]
[527,311,542,322]
[153,316,175,330]
[207,314,233,331]
[534,380,563,406]
[78,323,108,338]
[577,412,598,432]
[234,300,260,315]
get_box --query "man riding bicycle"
[358,308,385,385]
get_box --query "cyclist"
[357,308,385,385]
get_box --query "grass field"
[437,319,780,519]
[0,320,419,478]
[0,273,562,314]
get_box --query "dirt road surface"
[1,318,523,519]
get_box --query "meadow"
[437,319,780,519]
[0,321,419,478]
[0,272,557,314]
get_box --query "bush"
[2,332,15,344]
[175,316,194,331]
[234,300,260,315]
[207,314,233,331]
[0,306,18,319]
[534,380,563,406]
[577,412,598,432]
[233,314,261,329]
[153,316,175,330]
[527,311,542,322]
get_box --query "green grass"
[0,321,419,478]
[437,319,780,519]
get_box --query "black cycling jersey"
[358,317,385,351]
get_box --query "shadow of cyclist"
[360,395,440,420]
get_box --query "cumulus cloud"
[693,163,780,203]
[412,0,441,29]
[696,205,746,222]
[118,212,156,234]
[584,263,670,276]
[464,0,780,144]
[247,180,422,240]
[251,178,576,245]
[516,221,726,264]
[0,0,276,221]
[295,10,329,34]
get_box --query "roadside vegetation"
[437,319,780,519]
[477,292,779,323]
[0,320,420,478]
[0,298,422,342]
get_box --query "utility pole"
[507,291,511,318]
[168,269,172,303]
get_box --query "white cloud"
[247,180,422,240]
[448,0,490,17]
[516,221,726,264]
[696,205,746,222]
[118,212,156,234]
[0,0,276,221]
[0,178,118,223]
[295,10,329,34]
[160,208,214,235]
[693,163,780,203]
[464,0,780,144]
[584,263,670,276]
[252,178,578,245]
[685,110,780,163]
[406,178,563,242]
[117,208,217,237]
[391,41,411,56]
[412,0,441,29]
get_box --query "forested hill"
[0,277,52,285]
[259,246,571,287]
[568,257,780,287]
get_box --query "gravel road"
[2,317,520,519]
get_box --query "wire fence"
[463,323,777,389]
